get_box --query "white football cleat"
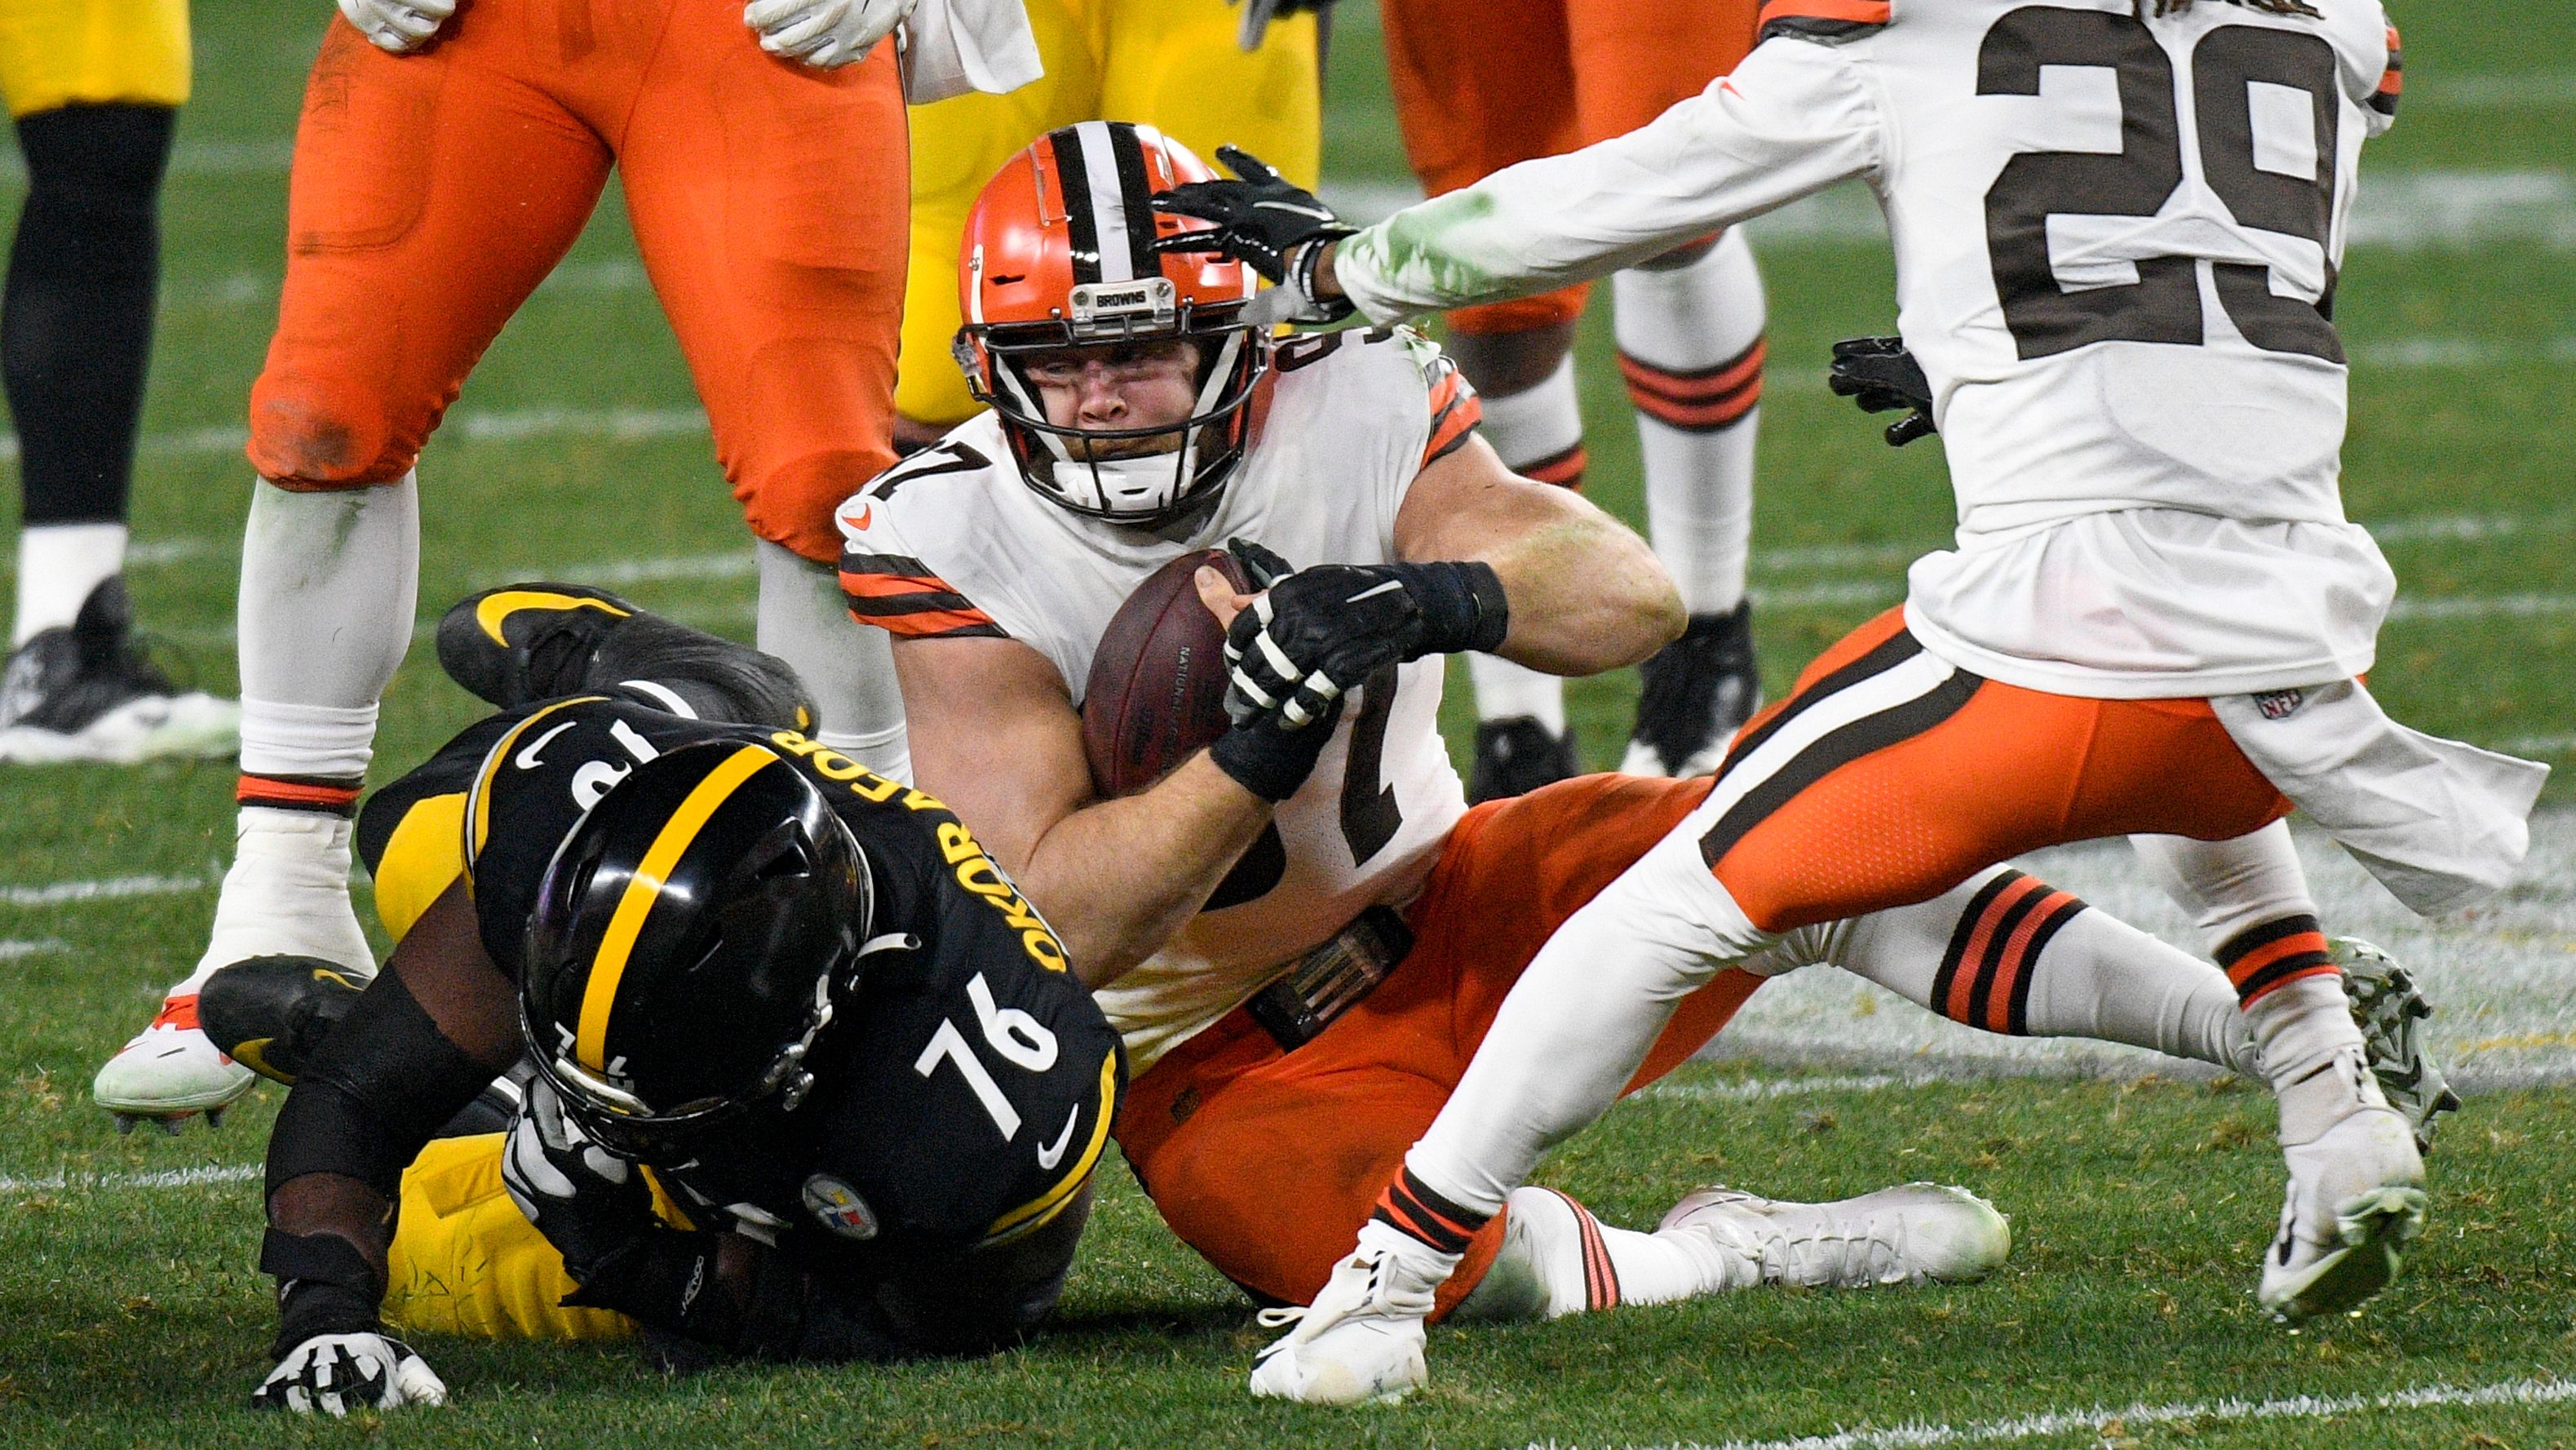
[1449,1186,1622,1323]
[94,995,255,1131]
[1658,1182,2012,1288]
[96,811,375,1127]
[1248,1223,1447,1406]
[2260,1101,2425,1324]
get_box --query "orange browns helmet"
[954,122,1268,525]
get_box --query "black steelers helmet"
[520,740,872,1161]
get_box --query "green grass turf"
[2,0,2572,1443]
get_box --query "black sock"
[6,102,175,529]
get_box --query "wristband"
[260,1229,386,1355]
[1393,561,1510,658]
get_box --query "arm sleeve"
[1335,36,1883,324]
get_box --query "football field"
[4,1,2574,1443]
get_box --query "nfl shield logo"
[2255,689,2305,721]
[801,1174,880,1240]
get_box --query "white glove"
[337,0,456,53]
[743,0,920,69]
[253,1332,447,1416]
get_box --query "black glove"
[1209,692,1346,801]
[500,1077,658,1284]
[1221,552,1507,730]
[1152,146,1356,324]
[1827,335,1937,447]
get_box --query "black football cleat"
[1468,716,1581,804]
[435,582,817,730]
[197,956,368,1085]
[0,576,237,764]
[1622,601,1759,778]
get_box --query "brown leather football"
[1082,548,1250,797]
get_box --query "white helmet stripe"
[1074,122,1138,283]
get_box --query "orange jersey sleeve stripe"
[1423,378,1483,468]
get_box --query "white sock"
[1407,827,1771,1217]
[1464,357,1584,734]
[179,809,376,995]
[11,521,128,644]
[201,475,419,993]
[1800,867,2258,1075]
[754,539,911,783]
[1600,1220,1753,1307]
[1614,231,1765,617]
[2246,974,2376,1144]
[2131,822,2318,956]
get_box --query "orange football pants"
[247,0,908,563]
[1379,0,1759,334]
[1702,608,2296,933]
[1115,773,1764,1313]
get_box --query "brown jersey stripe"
[1698,666,1983,871]
[1713,627,1924,785]
[854,607,1008,640]
[238,773,363,816]
[1422,364,1483,468]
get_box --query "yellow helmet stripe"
[573,743,779,1072]
[475,588,630,646]
[983,1052,1119,1244]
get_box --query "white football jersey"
[839,326,1480,1072]
[1337,0,2406,697]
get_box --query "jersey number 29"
[1981,8,2344,363]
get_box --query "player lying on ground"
[1153,0,2547,1401]
[227,587,1122,1414]
[833,124,2441,1349]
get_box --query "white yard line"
[2507,733,2576,756]
[1557,1377,2576,1450]
[0,1164,259,1195]
[0,938,64,960]
[0,873,214,908]
[2387,592,2576,621]
[2418,72,2576,109]
[1634,1073,1920,1103]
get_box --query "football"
[1082,548,1250,797]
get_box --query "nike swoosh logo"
[1345,580,1405,604]
[515,721,578,770]
[843,504,874,531]
[1253,199,1338,221]
[473,589,629,646]
[1035,1104,1081,1170]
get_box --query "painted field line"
[2507,733,2576,756]
[1555,1376,2576,1450]
[2419,72,2576,109]
[0,1164,259,1195]
[0,938,64,960]
[0,873,214,908]
[1633,1073,1924,1103]
[2388,592,2576,622]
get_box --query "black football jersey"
[359,693,1124,1273]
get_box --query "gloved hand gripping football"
[1219,538,1509,730]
